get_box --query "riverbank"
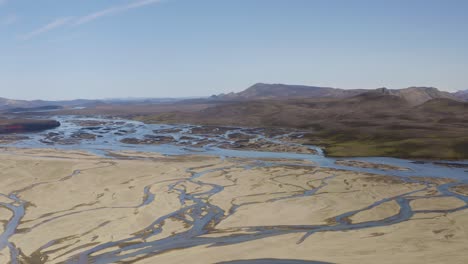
[0,148,466,263]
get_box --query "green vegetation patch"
[308,130,468,160]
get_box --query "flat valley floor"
[0,148,467,264]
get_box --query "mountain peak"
[212,83,365,100]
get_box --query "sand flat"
[0,148,466,263]
[410,197,466,211]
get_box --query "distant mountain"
[0,97,101,110]
[0,97,41,109]
[146,86,467,130]
[211,83,366,100]
[361,87,458,106]
[0,97,187,111]
[1,84,460,110]
[211,83,459,106]
[5,105,63,114]
[104,98,186,105]
[453,90,468,101]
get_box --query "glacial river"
[0,115,467,263]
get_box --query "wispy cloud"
[20,17,74,40]
[75,0,162,25]
[20,0,162,40]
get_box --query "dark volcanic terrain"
[0,119,60,134]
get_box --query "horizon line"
[0,83,465,101]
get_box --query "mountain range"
[0,97,184,111]
[0,98,99,110]
[211,83,463,106]
[0,83,466,110]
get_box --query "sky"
[0,0,467,100]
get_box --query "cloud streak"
[75,0,162,25]
[21,0,162,40]
[20,17,74,40]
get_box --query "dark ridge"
[0,119,61,134]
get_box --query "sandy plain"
[0,148,466,264]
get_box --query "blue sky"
[0,0,467,100]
